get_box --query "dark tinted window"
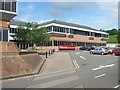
[5,2,11,11]
[12,2,16,12]
[0,1,2,10]
[3,30,8,41]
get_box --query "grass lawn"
[107,35,118,43]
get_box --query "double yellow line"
[73,60,80,69]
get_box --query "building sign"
[89,37,94,40]
[58,44,76,50]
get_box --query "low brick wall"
[0,42,20,52]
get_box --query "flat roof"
[10,19,26,26]
[39,20,99,31]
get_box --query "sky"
[14,1,118,30]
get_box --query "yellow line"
[73,60,80,69]
[75,60,80,68]
[73,60,78,69]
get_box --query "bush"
[27,46,37,51]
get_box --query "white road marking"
[113,85,120,88]
[10,79,15,81]
[94,74,106,78]
[92,64,115,71]
[80,56,86,60]
[76,52,80,55]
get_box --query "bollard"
[49,50,50,56]
[51,50,53,54]
[53,49,55,53]
[46,52,47,58]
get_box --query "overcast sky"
[14,1,118,30]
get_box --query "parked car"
[79,46,96,51]
[112,49,120,55]
[90,48,108,55]
[86,46,96,51]
[79,46,87,50]
[106,47,116,54]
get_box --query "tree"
[13,22,50,51]
[32,27,50,52]
[106,29,118,35]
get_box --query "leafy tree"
[13,22,50,51]
[106,29,118,35]
[32,27,50,52]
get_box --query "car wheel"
[101,52,104,55]
[90,51,93,54]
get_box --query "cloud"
[15,3,35,22]
[47,8,63,18]
[96,2,118,29]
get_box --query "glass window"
[2,2,4,10]
[12,1,16,12]
[3,30,8,41]
[95,33,101,37]
[0,1,2,10]
[0,30,2,41]
[5,2,11,11]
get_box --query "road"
[1,50,120,89]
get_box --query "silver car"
[90,48,108,55]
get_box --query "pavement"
[39,52,75,74]
[1,50,120,89]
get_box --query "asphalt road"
[1,50,120,89]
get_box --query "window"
[10,28,16,33]
[95,33,101,37]
[3,30,8,41]
[91,32,95,36]
[0,1,2,10]
[12,1,16,12]
[5,2,11,11]
[0,30,2,41]
[74,29,89,36]
[0,1,16,12]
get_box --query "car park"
[90,48,108,55]
[112,48,120,55]
[106,47,116,54]
[79,46,96,51]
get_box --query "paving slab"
[39,52,75,74]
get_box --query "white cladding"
[38,23,108,35]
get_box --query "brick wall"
[50,35,106,43]
[0,42,20,52]
[0,20,9,29]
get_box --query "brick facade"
[0,20,9,29]
[50,35,106,44]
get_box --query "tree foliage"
[13,22,50,46]
[106,29,118,35]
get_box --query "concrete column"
[25,43,27,49]
[52,26,53,32]
[19,44,20,49]
[69,28,70,34]
[84,43,87,47]
[52,40,54,46]
[89,32,91,36]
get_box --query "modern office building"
[9,19,109,49]
[39,20,109,47]
[0,0,17,42]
